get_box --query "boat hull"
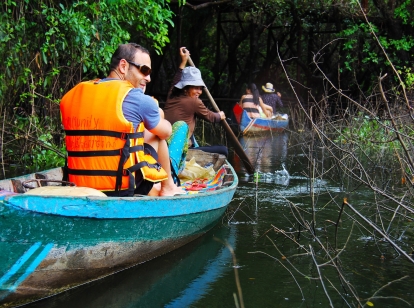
[0,156,238,307]
[0,207,225,307]
[233,103,288,135]
[24,224,236,307]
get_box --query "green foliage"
[22,134,66,172]
[339,1,414,88]
[394,0,414,26]
[105,0,173,55]
[334,114,400,153]
[397,66,414,90]
[11,115,66,171]
[0,0,174,171]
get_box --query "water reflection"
[230,132,414,308]
[26,225,236,308]
[233,132,289,186]
[239,132,288,173]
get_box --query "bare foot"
[159,184,186,196]
[147,183,161,196]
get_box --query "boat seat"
[24,186,107,197]
[0,167,66,193]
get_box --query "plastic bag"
[178,157,216,182]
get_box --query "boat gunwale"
[236,107,288,134]
[2,162,238,219]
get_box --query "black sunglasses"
[126,60,152,76]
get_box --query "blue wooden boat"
[0,150,238,307]
[233,103,289,135]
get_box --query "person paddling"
[163,47,228,182]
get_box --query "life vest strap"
[129,145,144,153]
[68,149,121,157]
[67,168,138,177]
[67,168,119,176]
[65,130,143,139]
[128,161,162,173]
[67,145,144,157]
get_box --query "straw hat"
[174,67,206,89]
[262,82,275,93]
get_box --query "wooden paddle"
[185,53,255,174]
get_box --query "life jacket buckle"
[122,169,130,176]
[154,163,162,171]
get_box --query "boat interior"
[0,149,235,195]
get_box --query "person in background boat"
[60,43,184,197]
[239,83,273,118]
[163,47,228,182]
[261,82,283,115]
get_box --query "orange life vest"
[60,79,168,196]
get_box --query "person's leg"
[157,139,186,196]
[144,129,185,196]
[147,182,161,196]
[167,121,189,184]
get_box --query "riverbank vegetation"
[1,0,413,177]
[0,0,174,176]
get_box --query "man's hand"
[265,110,272,118]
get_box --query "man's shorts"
[104,143,158,197]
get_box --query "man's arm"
[149,118,172,140]
[276,92,283,107]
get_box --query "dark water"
[26,132,414,308]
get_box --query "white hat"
[262,82,275,93]
[174,67,206,89]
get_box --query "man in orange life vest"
[60,43,185,196]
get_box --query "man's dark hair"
[109,43,150,72]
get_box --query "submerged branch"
[345,200,414,264]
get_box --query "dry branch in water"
[255,4,414,306]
